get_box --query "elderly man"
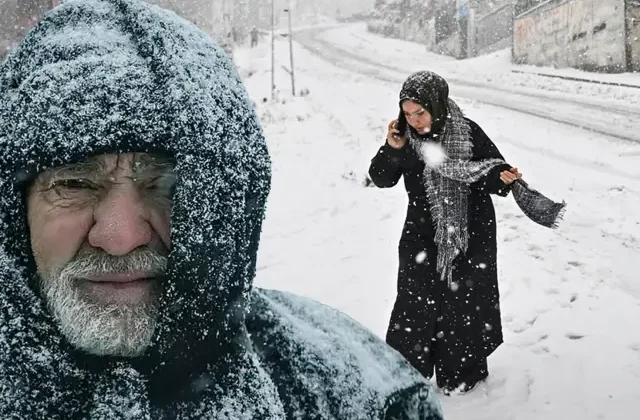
[0,0,444,418]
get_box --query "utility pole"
[270,0,275,100]
[210,0,217,40]
[222,0,227,35]
[284,4,296,96]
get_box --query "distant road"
[294,26,640,143]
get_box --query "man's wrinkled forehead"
[36,153,174,182]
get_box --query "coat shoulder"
[246,288,443,419]
[464,118,485,138]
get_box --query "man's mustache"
[60,247,168,279]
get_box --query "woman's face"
[402,100,433,135]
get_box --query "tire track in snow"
[313,27,640,117]
[295,27,640,144]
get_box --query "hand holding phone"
[387,119,407,150]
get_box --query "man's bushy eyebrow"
[132,155,175,175]
[54,160,106,176]
[37,155,176,184]
[35,159,107,187]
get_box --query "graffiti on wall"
[513,0,627,72]
[514,1,580,43]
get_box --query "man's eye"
[146,175,176,198]
[51,178,97,190]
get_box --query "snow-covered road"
[295,23,640,143]
[236,22,640,420]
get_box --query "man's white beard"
[39,248,166,357]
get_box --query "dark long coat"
[369,118,512,390]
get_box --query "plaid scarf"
[408,99,566,285]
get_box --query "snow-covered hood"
[0,2,444,418]
[0,0,268,341]
[0,0,270,410]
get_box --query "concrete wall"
[423,18,438,51]
[475,3,515,56]
[628,0,640,72]
[434,1,515,58]
[367,16,437,50]
[435,1,467,58]
[437,32,462,57]
[513,0,628,72]
[412,18,437,47]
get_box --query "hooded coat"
[369,72,512,390]
[0,1,443,418]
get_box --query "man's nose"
[88,183,151,256]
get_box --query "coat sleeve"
[468,120,513,197]
[368,142,407,188]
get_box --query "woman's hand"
[500,167,522,185]
[386,119,407,149]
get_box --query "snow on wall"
[513,0,627,72]
[366,17,437,51]
[402,18,436,47]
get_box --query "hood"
[0,0,269,380]
[0,3,448,418]
[397,70,449,138]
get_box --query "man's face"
[26,153,175,357]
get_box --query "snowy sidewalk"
[512,65,640,89]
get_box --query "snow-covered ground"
[235,24,640,420]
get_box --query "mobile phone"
[396,110,407,136]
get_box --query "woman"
[369,71,564,395]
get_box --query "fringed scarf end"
[550,200,567,230]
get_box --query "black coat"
[369,118,511,389]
